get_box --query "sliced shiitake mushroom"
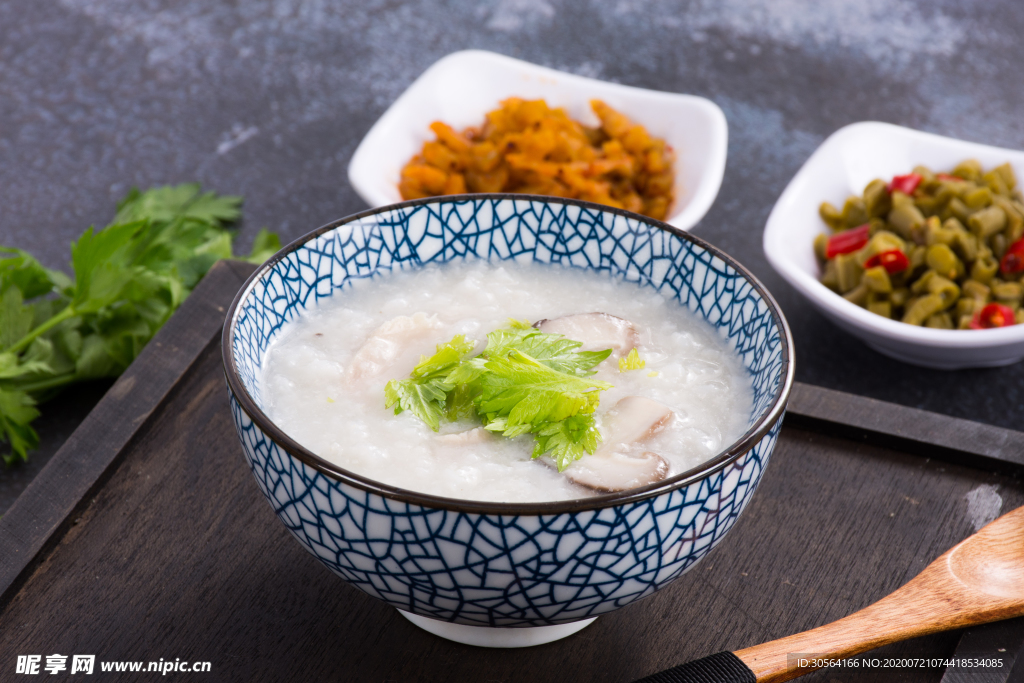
[534,312,639,358]
[553,396,673,492]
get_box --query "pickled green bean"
[964,186,993,210]
[815,159,1023,331]
[953,159,983,182]
[993,281,1024,305]
[925,312,953,329]
[947,197,974,225]
[903,294,945,325]
[971,253,999,284]
[843,282,870,306]
[926,243,963,280]
[889,203,925,239]
[863,265,892,293]
[864,179,892,218]
[834,253,863,293]
[867,300,892,318]
[968,205,1007,238]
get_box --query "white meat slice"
[347,313,444,381]
[534,313,639,358]
[559,396,673,492]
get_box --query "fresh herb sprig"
[0,183,281,465]
[385,320,612,471]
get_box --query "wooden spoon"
[634,505,1024,683]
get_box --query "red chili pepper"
[1000,238,1024,275]
[888,173,922,194]
[862,249,910,274]
[825,224,870,259]
[970,303,1017,329]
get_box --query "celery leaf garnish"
[0,183,278,465]
[384,335,476,431]
[618,347,645,372]
[384,322,615,471]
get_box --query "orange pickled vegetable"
[398,98,676,220]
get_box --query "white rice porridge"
[260,261,753,502]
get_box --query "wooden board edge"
[0,259,257,606]
[786,382,1024,476]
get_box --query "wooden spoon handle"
[633,553,1024,683]
[736,559,1024,682]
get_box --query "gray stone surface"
[1,0,1023,502]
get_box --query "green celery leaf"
[69,221,147,313]
[383,335,478,431]
[476,350,612,430]
[531,413,603,471]
[22,337,55,368]
[179,190,242,225]
[113,184,240,226]
[74,334,118,379]
[384,378,449,432]
[195,231,234,260]
[1,183,275,466]
[245,228,282,264]
[0,248,63,299]
[485,324,611,376]
[444,356,488,386]
[411,335,476,379]
[55,327,83,362]
[0,347,52,379]
[444,382,476,422]
[0,387,40,464]
[618,347,645,371]
[0,287,35,351]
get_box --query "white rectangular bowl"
[347,50,728,232]
[764,121,1024,369]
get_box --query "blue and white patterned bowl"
[222,195,794,646]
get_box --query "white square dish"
[347,50,728,231]
[764,121,1024,369]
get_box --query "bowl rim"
[223,194,795,515]
[764,120,1024,349]
[346,48,729,232]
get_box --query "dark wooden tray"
[1,260,1021,682]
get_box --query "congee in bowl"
[223,195,792,646]
[260,260,754,502]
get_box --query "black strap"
[632,651,757,683]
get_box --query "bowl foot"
[397,610,597,648]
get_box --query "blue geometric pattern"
[226,196,790,627]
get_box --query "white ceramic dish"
[764,121,1024,370]
[347,50,728,232]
